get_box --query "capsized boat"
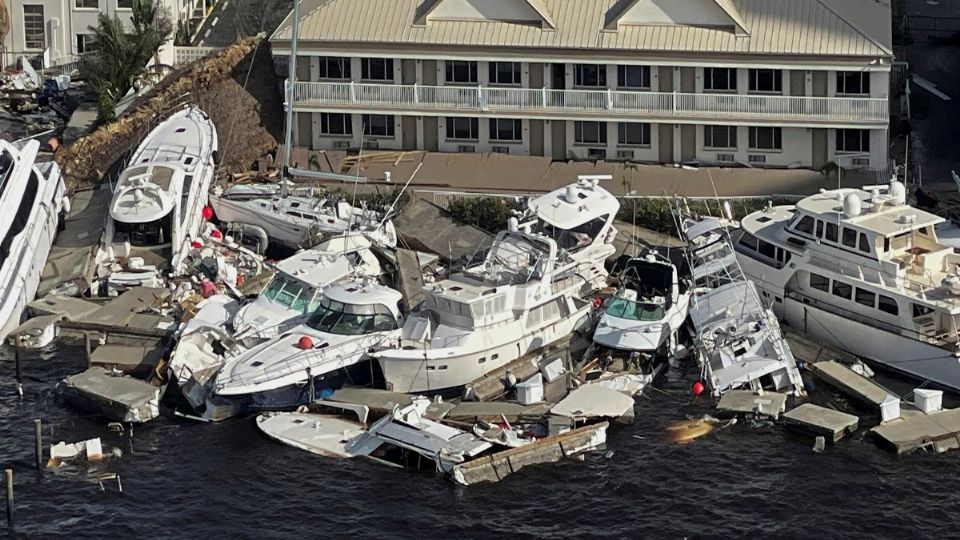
[212,281,404,411]
[94,106,218,294]
[375,176,619,394]
[0,139,67,341]
[209,184,397,250]
[593,251,691,357]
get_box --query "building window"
[574,121,607,145]
[360,58,393,82]
[748,69,782,93]
[445,61,477,84]
[617,123,650,146]
[617,65,650,89]
[837,71,870,95]
[319,113,352,135]
[489,62,521,86]
[704,68,736,91]
[836,129,870,153]
[489,119,522,142]
[23,5,45,50]
[362,114,394,137]
[749,127,782,151]
[75,0,99,8]
[117,0,133,8]
[318,57,351,80]
[704,125,737,149]
[446,117,478,140]
[574,64,606,87]
[76,34,97,54]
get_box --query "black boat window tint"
[0,170,39,261]
[858,233,871,253]
[855,287,876,308]
[878,295,898,316]
[795,216,814,234]
[815,220,824,238]
[842,227,857,248]
[832,280,853,300]
[809,273,829,292]
[825,222,838,243]
[758,239,776,259]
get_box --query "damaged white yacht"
[0,139,67,341]
[375,176,619,394]
[94,106,218,293]
[736,180,960,392]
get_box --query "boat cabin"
[306,283,403,336]
[526,175,618,256]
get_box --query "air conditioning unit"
[851,157,870,167]
[362,140,380,150]
[457,145,476,152]
[716,153,735,162]
[492,146,510,154]
[748,154,767,164]
[616,149,635,159]
[588,148,607,159]
[332,140,351,149]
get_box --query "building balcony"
[289,81,889,128]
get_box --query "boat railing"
[217,333,388,388]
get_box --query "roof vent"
[889,180,906,205]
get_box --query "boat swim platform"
[39,185,111,297]
[872,408,960,454]
[715,390,787,420]
[813,361,897,409]
[783,403,859,443]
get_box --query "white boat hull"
[378,304,591,393]
[784,299,960,390]
[209,196,314,249]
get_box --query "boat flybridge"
[375,176,619,394]
[593,252,691,357]
[94,106,217,294]
[736,179,960,392]
[0,139,67,341]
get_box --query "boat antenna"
[378,162,422,229]
[281,0,301,200]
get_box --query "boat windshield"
[306,298,398,335]
[261,273,322,313]
[0,148,14,193]
[604,298,665,321]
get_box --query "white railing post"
[672,91,677,113]
[413,82,419,105]
[606,88,613,110]
[349,81,356,103]
[478,85,486,110]
[541,87,547,109]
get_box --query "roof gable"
[416,0,556,29]
[607,0,749,34]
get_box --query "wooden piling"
[14,348,21,384]
[307,367,314,403]
[5,469,12,527]
[34,419,42,470]
[84,333,92,368]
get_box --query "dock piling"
[307,367,314,403]
[15,349,22,398]
[84,333,92,368]
[34,419,42,470]
[5,469,12,527]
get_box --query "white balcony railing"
[289,81,889,126]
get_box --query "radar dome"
[843,194,862,218]
[889,180,906,205]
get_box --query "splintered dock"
[813,361,896,408]
[784,404,859,442]
[716,390,787,419]
[872,409,960,454]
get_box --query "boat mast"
[281,0,301,199]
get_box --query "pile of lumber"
[340,151,420,174]
[55,33,284,189]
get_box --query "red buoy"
[191,241,202,249]
[210,229,222,239]
[592,296,603,309]
[201,206,214,220]
[297,336,314,350]
[691,381,705,396]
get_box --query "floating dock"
[812,361,896,408]
[60,367,161,423]
[783,403,859,442]
[871,408,960,454]
[715,390,787,419]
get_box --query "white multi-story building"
[271,0,894,171]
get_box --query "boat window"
[913,304,934,318]
[855,287,876,308]
[858,233,871,253]
[114,215,171,247]
[758,239,776,259]
[809,273,829,292]
[604,297,666,321]
[0,170,39,261]
[478,357,486,364]
[878,295,898,316]
[372,314,398,332]
[261,274,309,310]
[307,299,397,335]
[738,233,758,251]
[842,228,857,248]
[776,249,792,265]
[534,214,609,253]
[918,227,929,236]
[883,237,890,252]
[832,280,852,300]
[825,222,838,243]
[795,216,815,234]
[816,220,824,238]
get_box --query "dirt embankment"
[56,34,284,189]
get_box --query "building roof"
[273,0,892,58]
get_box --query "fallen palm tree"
[56,33,284,189]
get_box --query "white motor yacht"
[0,139,67,341]
[735,179,960,392]
[94,106,218,293]
[375,176,619,394]
[212,281,404,411]
[593,252,691,357]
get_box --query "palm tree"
[0,0,10,46]
[79,0,170,122]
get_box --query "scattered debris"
[48,438,104,467]
[784,403,859,443]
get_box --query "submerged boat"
[735,179,960,392]
[209,185,397,251]
[0,139,67,341]
[593,252,691,357]
[94,106,218,293]
[211,281,404,411]
[375,176,619,394]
